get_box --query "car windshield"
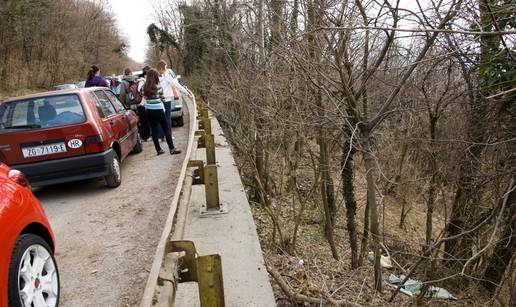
[0,94,86,131]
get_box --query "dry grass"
[236,152,500,306]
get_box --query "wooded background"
[147,0,515,305]
[1,0,513,305]
[0,0,136,91]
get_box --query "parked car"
[51,84,78,91]
[0,87,142,188]
[75,81,86,88]
[0,163,60,307]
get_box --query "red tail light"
[8,169,31,187]
[84,135,104,153]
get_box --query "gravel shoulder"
[35,120,188,306]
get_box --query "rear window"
[0,94,86,131]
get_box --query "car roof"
[2,87,107,103]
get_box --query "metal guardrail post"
[197,255,225,307]
[196,163,227,215]
[194,98,225,216]
[205,134,216,165]
[201,165,227,216]
[171,241,225,307]
[202,116,212,135]
[204,165,220,209]
[196,130,206,148]
[187,160,205,185]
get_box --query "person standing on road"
[142,68,181,155]
[85,64,109,88]
[156,60,176,140]
[120,67,151,141]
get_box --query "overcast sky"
[108,0,429,64]
[108,0,156,64]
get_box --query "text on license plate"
[22,143,67,158]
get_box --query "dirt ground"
[35,121,188,306]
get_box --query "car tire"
[105,151,121,188]
[8,234,60,307]
[132,134,143,154]
[176,114,184,127]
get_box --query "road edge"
[140,94,197,306]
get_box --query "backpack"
[125,80,142,105]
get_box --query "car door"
[91,90,129,159]
[104,90,138,157]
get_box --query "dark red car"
[0,87,142,188]
[0,163,59,307]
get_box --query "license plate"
[22,142,67,158]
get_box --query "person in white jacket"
[156,61,192,136]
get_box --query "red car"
[0,87,142,187]
[0,163,59,306]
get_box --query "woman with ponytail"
[142,68,181,155]
[85,64,109,88]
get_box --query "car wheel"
[8,234,60,307]
[132,134,143,154]
[176,114,184,127]
[105,151,121,188]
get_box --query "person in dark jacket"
[120,67,151,141]
[85,65,109,88]
[119,68,138,107]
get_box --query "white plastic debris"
[385,274,457,300]
[367,252,394,269]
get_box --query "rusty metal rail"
[140,94,226,307]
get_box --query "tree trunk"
[425,179,436,248]
[306,0,338,259]
[358,197,370,266]
[425,116,438,249]
[363,137,382,291]
[342,136,358,268]
[319,126,339,260]
[444,0,493,264]
[253,0,267,199]
[482,178,516,294]
[269,0,283,47]
[290,0,299,37]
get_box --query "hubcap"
[18,244,58,307]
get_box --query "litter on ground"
[385,274,457,300]
[367,252,394,269]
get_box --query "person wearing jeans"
[156,60,178,140]
[141,69,181,155]
[156,100,172,141]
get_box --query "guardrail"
[140,94,226,307]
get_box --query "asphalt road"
[34,120,188,306]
